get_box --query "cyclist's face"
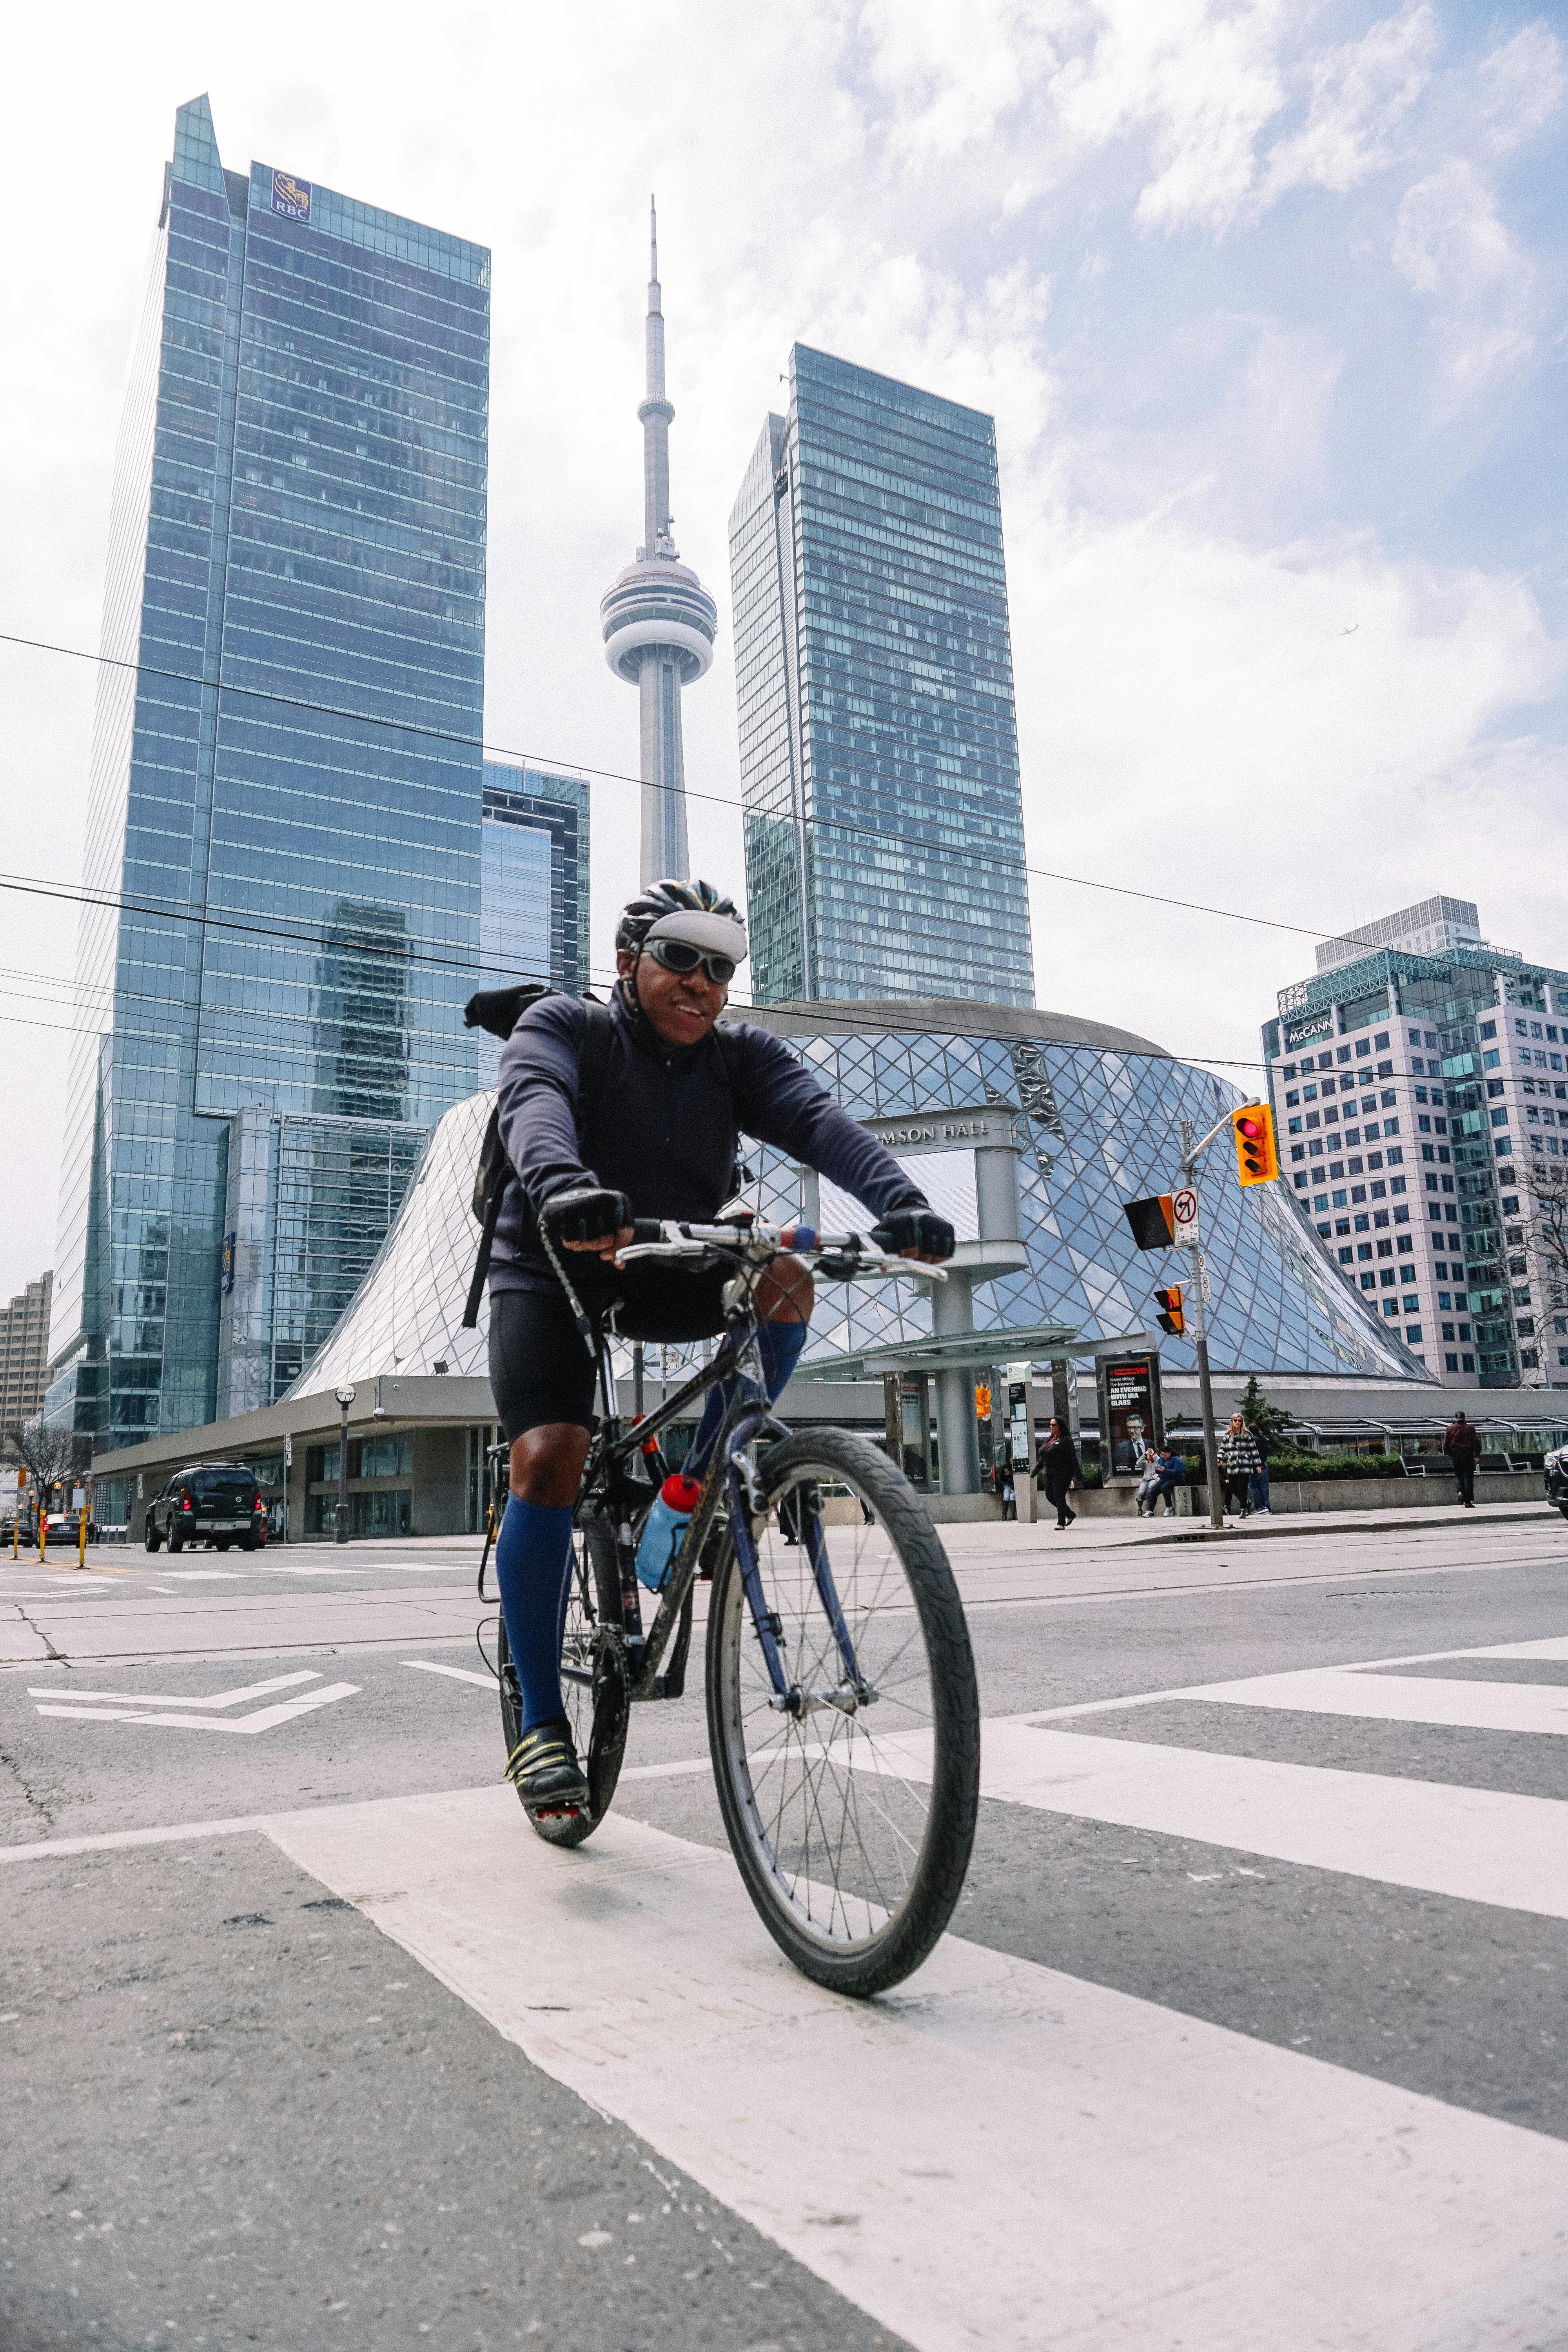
[618,946,728,1045]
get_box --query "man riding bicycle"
[486,877,955,1818]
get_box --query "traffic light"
[1232,1103,1279,1186]
[1153,1285,1185,1336]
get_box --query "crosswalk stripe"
[266,1786,1568,2352]
[973,1723,1568,1915]
[1182,1666,1568,1735]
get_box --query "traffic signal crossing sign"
[1153,1285,1185,1336]
[1232,1103,1279,1186]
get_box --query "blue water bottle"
[634,1472,703,1591]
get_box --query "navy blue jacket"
[489,985,929,1297]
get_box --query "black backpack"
[460,985,615,1328]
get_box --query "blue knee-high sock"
[686,1317,809,1477]
[494,1497,576,1735]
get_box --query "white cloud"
[1261,2,1436,204]
[1473,21,1566,156]
[1392,157,1536,389]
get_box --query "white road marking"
[1184,1667,1568,1735]
[152,1569,246,1581]
[267,1787,1568,2352]
[968,1722,1568,1917]
[252,1564,367,1577]
[1024,1632,1568,1728]
[26,1669,322,1710]
[33,1682,359,1734]
[403,1660,494,1688]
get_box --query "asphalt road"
[4,1509,1568,2350]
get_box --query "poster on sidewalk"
[1096,1351,1164,1483]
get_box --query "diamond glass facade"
[49,96,489,1448]
[295,1004,1425,1400]
[729,348,1034,1009]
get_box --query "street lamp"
[334,1384,357,1545]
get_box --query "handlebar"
[613,1217,947,1283]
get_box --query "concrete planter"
[1072,1470,1556,1517]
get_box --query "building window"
[1361,1273,1377,1292]
[1522,1349,1539,1368]
[1445,1351,1458,1370]
[1332,1188,1348,1208]
[1406,1325,1423,1342]
[1374,1032,1389,1049]
[1315,1220,1331,1236]
[1283,1062,1297,1079]
[1463,1352,1475,1370]
[1355,1214,1371,1233]
[1285,1092,1300,1109]
[1483,1049,1500,1070]
[1334,1218,1350,1236]
[1356,1039,1371,1058]
[1397,1234,1414,1254]
[1293,1172,1309,1190]
[1357,1242,1373,1261]
[1480,1020,1495,1040]
[1338,1246,1354,1265]
[1487,1078,1505,1098]
[1336,1045,1352,1064]
[1442,1321,1454,1338]
[1402,1296,1419,1314]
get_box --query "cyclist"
[486,877,955,1815]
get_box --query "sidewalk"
[938,1497,1563,1557]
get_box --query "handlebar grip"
[630,1218,664,1246]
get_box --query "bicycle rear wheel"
[498,1511,628,1848]
[706,1426,979,1997]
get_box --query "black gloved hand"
[870,1205,956,1261]
[540,1186,632,1245]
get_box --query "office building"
[0,1272,54,1435]
[598,202,716,885]
[476,762,592,1082]
[47,95,490,1445]
[1316,896,1485,973]
[728,347,1035,1007]
[1265,899,1568,1387]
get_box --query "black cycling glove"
[871,1206,956,1260]
[540,1186,632,1245]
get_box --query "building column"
[932,1269,981,1494]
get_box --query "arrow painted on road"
[29,1668,359,1735]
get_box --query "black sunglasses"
[642,937,737,986]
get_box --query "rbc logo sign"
[271,171,312,222]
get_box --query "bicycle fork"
[723,1437,870,1717]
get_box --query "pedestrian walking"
[1443,1409,1482,1508]
[1036,1417,1079,1530]
[1246,1417,1272,1516]
[1217,1414,1261,1519]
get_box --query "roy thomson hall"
[90,993,1568,1543]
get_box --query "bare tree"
[4,1420,91,1514]
[1528,1160,1568,1298]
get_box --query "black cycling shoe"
[505,1718,591,1818]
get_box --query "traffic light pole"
[1181,1112,1242,1532]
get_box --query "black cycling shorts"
[487,1267,731,1440]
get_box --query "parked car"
[146,1464,267,1554]
[1546,1445,1568,1523]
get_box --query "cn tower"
[599,198,717,886]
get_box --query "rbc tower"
[728,347,1035,1006]
[47,95,490,1444]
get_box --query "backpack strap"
[462,998,616,1331]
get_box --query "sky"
[0,0,1564,1301]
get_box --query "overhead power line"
[0,625,1384,960]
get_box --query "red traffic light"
[1232,1104,1279,1186]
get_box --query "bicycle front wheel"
[706,1427,979,1997]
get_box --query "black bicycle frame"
[566,1302,866,1708]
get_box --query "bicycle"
[475,1211,982,1998]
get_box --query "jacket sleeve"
[494,996,600,1218]
[728,1026,931,1224]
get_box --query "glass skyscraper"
[47,95,490,1444]
[476,763,592,1083]
[728,346,1034,1007]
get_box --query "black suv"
[146,1464,267,1554]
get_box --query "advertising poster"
[1096,1352,1164,1482]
